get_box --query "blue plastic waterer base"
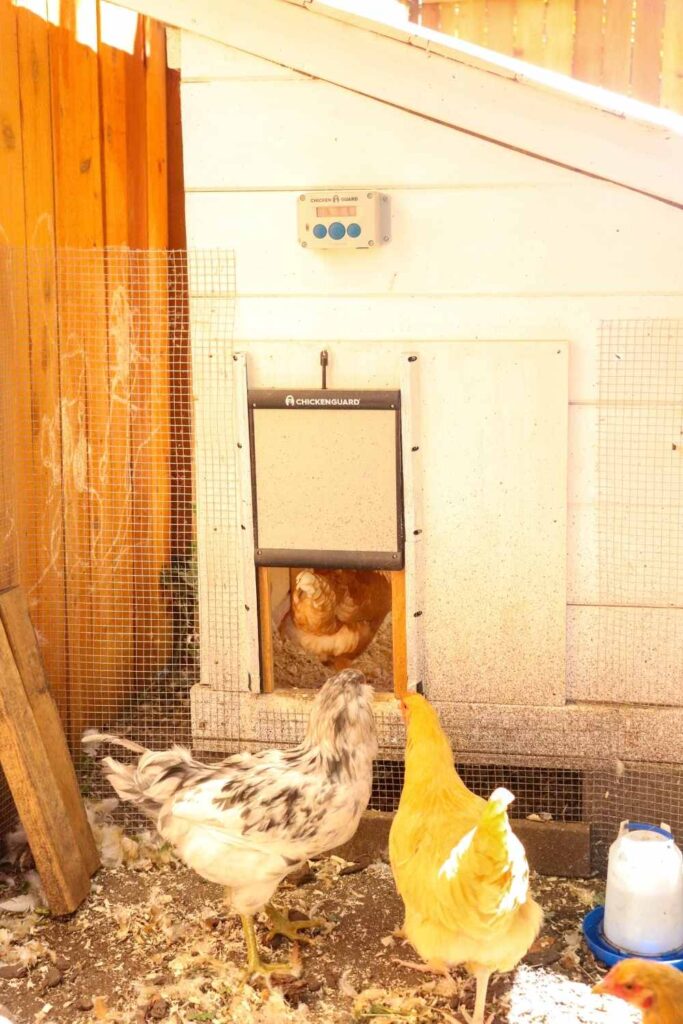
[583,907,683,972]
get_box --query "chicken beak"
[592,978,609,996]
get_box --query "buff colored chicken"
[593,959,683,1022]
[279,569,391,670]
[389,693,543,1024]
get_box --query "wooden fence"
[0,0,187,743]
[410,0,683,112]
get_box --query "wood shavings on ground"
[0,825,637,1024]
[352,983,464,1023]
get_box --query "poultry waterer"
[583,821,683,970]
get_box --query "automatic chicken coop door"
[247,389,406,695]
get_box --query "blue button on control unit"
[329,222,346,240]
[312,224,327,239]
[347,223,361,238]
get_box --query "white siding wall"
[180,30,683,716]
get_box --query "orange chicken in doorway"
[277,569,391,670]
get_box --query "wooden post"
[0,587,98,914]
[514,0,546,66]
[485,0,514,55]
[543,0,574,76]
[99,28,137,705]
[17,3,69,720]
[602,0,634,95]
[574,0,605,86]
[49,0,107,741]
[258,567,275,693]
[0,0,31,602]
[662,0,683,113]
[391,570,408,697]
[144,17,172,672]
[166,56,192,570]
[631,0,665,106]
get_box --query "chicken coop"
[2,0,683,875]
[129,0,683,864]
[146,0,683,868]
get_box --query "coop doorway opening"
[246,386,407,697]
[257,566,407,695]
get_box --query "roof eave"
[120,0,683,208]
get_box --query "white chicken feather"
[82,669,377,981]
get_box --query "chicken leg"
[265,904,330,944]
[460,968,493,1024]
[239,913,301,985]
[394,958,458,997]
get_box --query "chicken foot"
[459,968,493,1024]
[239,913,301,986]
[265,903,330,944]
[394,958,459,997]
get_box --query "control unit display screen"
[298,190,389,248]
[316,205,357,218]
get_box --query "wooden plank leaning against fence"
[0,587,98,913]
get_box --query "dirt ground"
[0,811,637,1024]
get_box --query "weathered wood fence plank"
[0,0,181,767]
[411,0,683,114]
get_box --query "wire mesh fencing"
[369,759,584,819]
[369,755,683,873]
[2,262,683,881]
[597,319,683,706]
[0,246,236,834]
[587,759,683,872]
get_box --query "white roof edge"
[121,0,683,208]
[302,0,683,137]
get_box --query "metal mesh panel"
[369,760,584,819]
[585,760,683,872]
[587,319,683,865]
[597,320,683,702]
[0,247,236,836]
[3,267,683,880]
[369,757,683,874]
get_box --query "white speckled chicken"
[83,670,377,983]
[279,568,392,670]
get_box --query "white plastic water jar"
[604,820,683,956]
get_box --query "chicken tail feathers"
[466,786,518,871]
[82,729,148,755]
[83,730,208,820]
[437,785,530,924]
[488,786,515,811]
[99,755,149,807]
